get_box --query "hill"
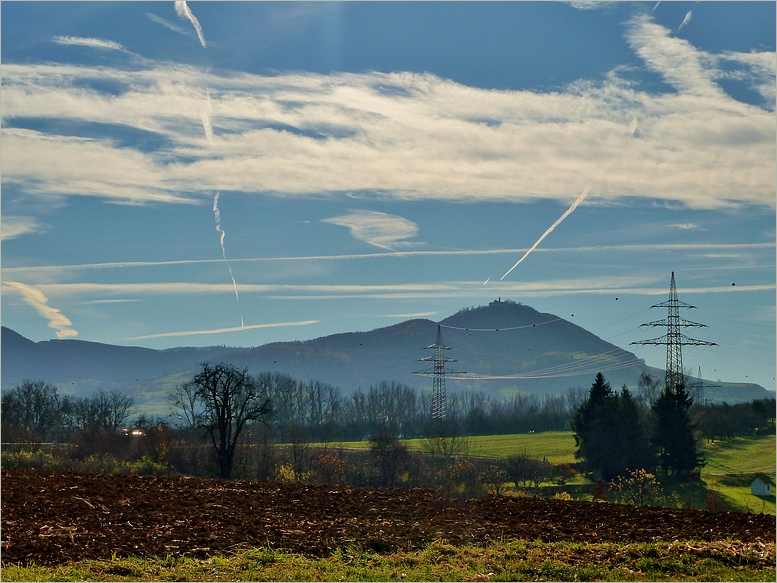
[2,300,770,411]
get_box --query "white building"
[750,474,774,496]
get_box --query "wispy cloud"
[3,281,78,338]
[79,299,142,304]
[53,36,131,53]
[124,320,319,340]
[322,210,421,250]
[379,312,437,318]
[3,11,774,211]
[146,12,191,36]
[27,278,775,303]
[3,242,773,275]
[1,216,46,240]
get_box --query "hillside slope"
[2,300,769,409]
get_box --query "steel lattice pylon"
[413,325,466,419]
[631,272,716,392]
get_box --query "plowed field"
[2,469,774,566]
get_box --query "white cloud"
[2,15,774,210]
[2,281,78,338]
[27,277,775,303]
[1,216,46,240]
[3,241,772,275]
[124,320,319,340]
[624,13,722,99]
[718,50,777,107]
[322,210,420,250]
[53,36,130,53]
[146,12,191,36]
[379,312,437,318]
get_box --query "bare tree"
[94,390,135,432]
[422,418,471,469]
[177,362,271,479]
[1,380,63,442]
[169,381,201,428]
[638,372,661,406]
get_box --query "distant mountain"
[2,300,771,412]
[228,300,649,395]
[1,326,236,396]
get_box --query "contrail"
[483,277,491,286]
[201,89,214,141]
[500,186,590,281]
[174,1,207,48]
[4,281,78,338]
[678,10,692,30]
[629,116,639,136]
[213,192,244,327]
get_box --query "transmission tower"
[631,272,717,392]
[690,366,719,405]
[413,324,466,419]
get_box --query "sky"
[1,1,775,393]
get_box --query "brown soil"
[2,468,774,566]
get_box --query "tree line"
[3,364,772,488]
[570,372,774,483]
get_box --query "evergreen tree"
[571,374,655,480]
[651,383,705,479]
[612,386,655,475]
[571,373,618,479]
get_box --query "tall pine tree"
[651,383,705,479]
[571,374,655,480]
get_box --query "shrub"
[610,469,664,506]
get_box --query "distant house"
[750,474,775,496]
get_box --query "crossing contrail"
[201,89,214,141]
[500,186,590,281]
[174,1,207,48]
[213,192,244,327]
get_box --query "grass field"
[318,431,578,463]
[701,434,776,515]
[4,539,774,582]
[319,431,776,513]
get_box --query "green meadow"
[319,431,776,514]
[701,434,776,515]
[317,431,578,463]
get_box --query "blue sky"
[2,1,775,393]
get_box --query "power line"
[631,272,716,391]
[412,325,466,419]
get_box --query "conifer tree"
[651,383,705,479]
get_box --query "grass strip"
[2,538,774,582]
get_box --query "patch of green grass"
[702,434,776,476]
[3,539,773,582]
[463,432,577,462]
[702,434,776,515]
[314,431,578,463]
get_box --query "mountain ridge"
[2,300,769,412]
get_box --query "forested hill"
[228,300,647,396]
[2,300,770,410]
